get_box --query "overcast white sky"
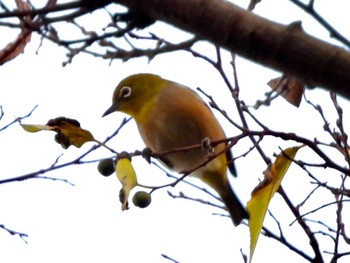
[1,1,350,262]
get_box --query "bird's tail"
[219,184,249,226]
[201,169,249,226]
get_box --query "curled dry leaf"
[267,75,305,107]
[21,116,94,149]
[46,117,94,148]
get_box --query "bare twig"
[0,105,37,132]
[0,117,131,185]
[279,187,324,262]
[161,254,180,263]
[288,0,350,47]
[0,224,28,243]
[261,225,313,261]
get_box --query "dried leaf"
[47,117,94,148]
[21,117,94,149]
[267,75,305,107]
[247,145,303,263]
[0,0,32,65]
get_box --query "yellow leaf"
[247,145,303,263]
[115,152,138,211]
[21,123,53,133]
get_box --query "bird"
[103,73,249,225]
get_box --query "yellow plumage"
[103,73,249,225]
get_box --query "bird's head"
[102,73,167,120]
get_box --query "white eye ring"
[119,86,132,98]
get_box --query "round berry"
[132,191,152,208]
[97,158,115,176]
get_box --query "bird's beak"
[102,103,117,117]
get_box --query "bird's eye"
[119,86,132,98]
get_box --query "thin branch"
[0,117,131,185]
[197,87,242,130]
[230,57,272,166]
[0,105,3,120]
[330,92,350,167]
[153,162,222,202]
[288,0,350,47]
[161,254,180,263]
[0,0,109,19]
[298,184,322,208]
[0,224,28,243]
[292,200,350,225]
[279,187,324,262]
[0,105,37,132]
[332,175,347,262]
[326,251,350,262]
[167,191,224,211]
[261,225,313,262]
[147,141,236,193]
[34,175,75,186]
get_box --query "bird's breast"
[136,84,226,175]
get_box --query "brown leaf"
[47,117,94,149]
[0,31,32,65]
[0,0,32,65]
[267,75,305,107]
[21,117,95,149]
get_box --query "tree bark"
[117,0,350,99]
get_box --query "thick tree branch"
[117,0,350,100]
